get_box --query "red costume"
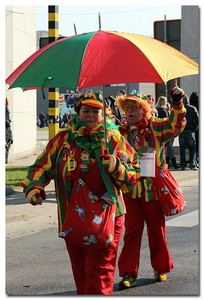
[116,87,186,284]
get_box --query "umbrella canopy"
[6,30,198,92]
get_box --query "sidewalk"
[6,130,199,226]
[6,129,51,226]
[6,128,49,167]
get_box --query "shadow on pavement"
[6,191,56,206]
[43,290,77,296]
[113,278,155,293]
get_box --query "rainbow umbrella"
[6,30,199,95]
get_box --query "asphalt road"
[6,179,199,296]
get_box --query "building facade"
[180,6,199,97]
[5,6,36,162]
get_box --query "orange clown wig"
[116,90,152,120]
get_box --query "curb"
[6,213,29,224]
[6,186,15,196]
[170,169,199,184]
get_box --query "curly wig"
[116,94,152,120]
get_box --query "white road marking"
[166,210,199,227]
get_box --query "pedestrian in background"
[5,95,13,164]
[117,89,126,98]
[179,95,199,170]
[147,94,158,117]
[155,96,168,118]
[21,91,141,295]
[116,80,186,287]
[45,114,48,127]
[39,111,46,128]
[166,102,171,114]
[62,112,69,127]
[106,95,122,125]
[190,92,199,167]
[59,111,62,128]
[156,98,179,169]
[36,116,40,127]
[165,102,179,169]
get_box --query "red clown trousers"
[118,194,174,278]
[65,215,124,295]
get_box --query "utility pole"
[48,5,59,140]
[164,15,168,101]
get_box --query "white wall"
[5,5,37,162]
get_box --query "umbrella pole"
[98,13,101,30]
[73,23,77,35]
[102,85,108,151]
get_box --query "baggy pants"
[118,195,173,278]
[65,215,124,294]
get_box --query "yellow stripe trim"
[82,99,103,107]
[138,181,142,197]
[132,185,136,198]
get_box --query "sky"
[36,4,183,38]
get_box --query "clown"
[21,90,141,295]
[117,80,186,287]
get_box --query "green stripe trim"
[146,178,153,201]
[152,122,172,133]
[56,155,66,227]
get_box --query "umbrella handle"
[41,77,53,99]
[103,149,109,159]
[99,149,110,160]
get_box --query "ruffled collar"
[66,113,118,149]
[121,117,148,133]
[120,117,150,142]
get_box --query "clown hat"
[74,90,103,112]
[116,90,147,111]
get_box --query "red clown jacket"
[120,97,186,202]
[21,128,141,233]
